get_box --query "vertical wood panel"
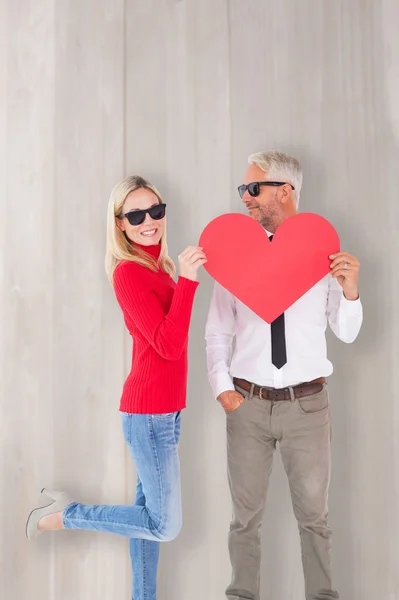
[181,3,232,598]
[381,3,399,597]
[52,1,127,599]
[1,2,56,598]
[228,1,399,599]
[227,4,325,596]
[124,2,232,598]
[1,0,126,598]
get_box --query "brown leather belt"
[233,377,326,402]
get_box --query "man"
[205,151,363,600]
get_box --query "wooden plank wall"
[1,1,398,598]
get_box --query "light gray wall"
[1,1,398,599]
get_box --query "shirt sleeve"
[113,262,199,361]
[326,274,363,343]
[205,282,237,398]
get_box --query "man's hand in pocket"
[217,390,244,413]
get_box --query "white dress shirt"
[205,271,363,399]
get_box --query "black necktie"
[269,235,287,369]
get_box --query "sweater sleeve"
[113,262,199,361]
[326,273,363,343]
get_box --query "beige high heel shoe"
[26,488,74,540]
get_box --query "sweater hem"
[119,401,186,415]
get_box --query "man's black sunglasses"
[118,203,167,226]
[238,181,295,198]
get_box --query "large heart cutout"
[199,212,340,323]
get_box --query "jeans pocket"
[296,386,329,415]
[121,412,133,445]
[151,412,175,419]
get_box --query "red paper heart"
[199,213,340,323]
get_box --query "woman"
[26,175,206,600]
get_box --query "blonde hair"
[248,150,303,207]
[105,175,176,284]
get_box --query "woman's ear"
[115,216,125,232]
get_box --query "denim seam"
[127,413,132,445]
[63,517,160,534]
[142,539,147,600]
[147,415,166,535]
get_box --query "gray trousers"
[226,382,339,600]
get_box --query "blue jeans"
[63,411,182,600]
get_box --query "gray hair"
[248,150,303,207]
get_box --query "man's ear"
[279,184,292,205]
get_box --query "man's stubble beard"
[255,205,281,232]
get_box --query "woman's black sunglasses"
[118,203,167,226]
[238,181,295,198]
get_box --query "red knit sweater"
[113,244,199,414]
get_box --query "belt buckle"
[259,387,267,400]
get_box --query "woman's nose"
[143,212,154,224]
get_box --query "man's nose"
[241,188,250,202]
